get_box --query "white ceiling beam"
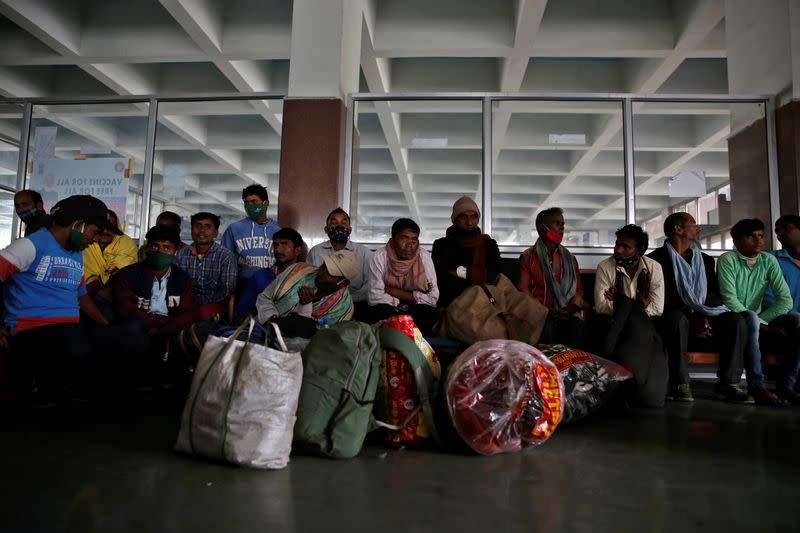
[361,7,422,223]
[0,0,81,57]
[493,0,548,167]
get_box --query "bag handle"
[269,322,289,352]
[377,327,442,446]
[479,284,520,341]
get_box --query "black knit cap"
[50,195,122,235]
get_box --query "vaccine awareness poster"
[30,158,129,221]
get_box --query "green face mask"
[245,202,266,221]
[65,224,85,252]
[146,251,175,270]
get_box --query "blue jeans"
[741,311,800,391]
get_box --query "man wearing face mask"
[14,189,50,237]
[256,249,358,326]
[221,184,280,285]
[593,224,668,407]
[0,195,114,407]
[518,207,587,347]
[432,196,500,308]
[307,208,373,319]
[112,224,198,387]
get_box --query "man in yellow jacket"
[83,209,138,296]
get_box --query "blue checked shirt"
[177,242,237,305]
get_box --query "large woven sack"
[436,274,548,345]
[175,319,303,469]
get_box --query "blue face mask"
[326,225,350,243]
[615,254,640,268]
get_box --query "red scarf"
[384,241,429,291]
[445,226,488,284]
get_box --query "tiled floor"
[2,382,799,533]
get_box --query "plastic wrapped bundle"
[445,340,564,455]
[536,344,633,423]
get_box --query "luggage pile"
[175,315,631,467]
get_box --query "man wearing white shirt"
[307,207,373,320]
[593,224,668,407]
[367,218,438,335]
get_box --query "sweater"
[716,251,792,325]
[431,233,500,307]
[221,217,280,280]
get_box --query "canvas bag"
[293,321,439,459]
[436,274,548,345]
[175,319,303,469]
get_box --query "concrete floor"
[2,382,799,533]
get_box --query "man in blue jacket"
[770,215,800,313]
[221,184,280,286]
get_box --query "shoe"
[750,387,789,407]
[713,382,754,404]
[671,384,694,402]
[776,388,800,406]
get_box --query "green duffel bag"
[293,321,439,458]
[293,321,382,459]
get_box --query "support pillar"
[277,0,362,244]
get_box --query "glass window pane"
[491,100,625,247]
[633,101,769,251]
[153,99,282,237]
[0,102,24,245]
[350,100,483,244]
[26,102,150,239]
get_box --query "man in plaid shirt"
[177,212,237,320]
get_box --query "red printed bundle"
[377,315,441,446]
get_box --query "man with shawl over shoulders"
[432,196,500,308]
[367,218,439,335]
[648,212,750,404]
[518,207,587,348]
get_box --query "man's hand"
[0,326,9,349]
[298,286,317,304]
[147,328,160,337]
[691,316,712,338]
[605,271,626,303]
[551,302,581,320]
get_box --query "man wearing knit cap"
[518,207,587,348]
[431,196,501,307]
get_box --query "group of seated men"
[3,186,800,409]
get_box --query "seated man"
[768,215,800,313]
[594,224,667,407]
[14,189,50,236]
[138,211,186,261]
[518,207,586,347]
[307,208,373,319]
[222,184,280,285]
[432,196,500,307]
[256,249,358,326]
[717,218,800,406]
[648,212,750,403]
[113,224,197,385]
[176,212,237,321]
[367,218,439,335]
[235,227,304,319]
[0,195,113,405]
[83,209,138,297]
